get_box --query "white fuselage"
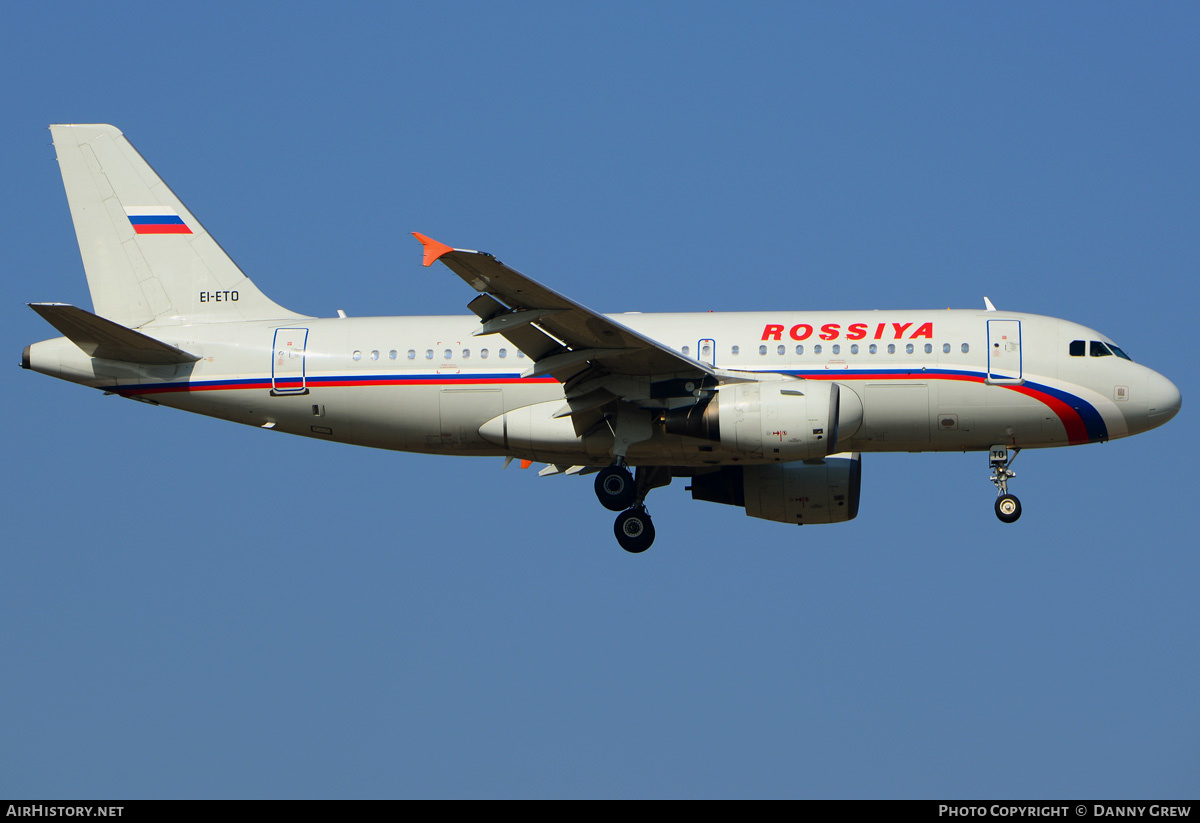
[26,308,1179,467]
[29,123,1184,546]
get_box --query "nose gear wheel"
[995,494,1022,523]
[988,445,1022,523]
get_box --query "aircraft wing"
[413,233,715,387]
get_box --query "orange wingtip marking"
[520,459,533,469]
[412,232,454,267]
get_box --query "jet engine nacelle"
[689,453,862,525]
[665,378,843,460]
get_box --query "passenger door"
[271,328,309,394]
[986,320,1022,384]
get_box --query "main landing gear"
[614,506,655,554]
[989,445,1022,523]
[595,463,670,553]
[595,465,637,511]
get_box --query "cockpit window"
[1069,340,1085,357]
[1090,341,1113,357]
[1109,344,1132,361]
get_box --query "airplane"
[23,124,1182,552]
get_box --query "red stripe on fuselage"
[117,376,559,395]
[1002,384,1090,445]
[311,377,556,388]
[803,372,981,384]
[124,380,271,395]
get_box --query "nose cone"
[1147,370,1181,428]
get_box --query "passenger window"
[425,349,433,360]
[682,345,689,356]
[758,345,767,355]
[814,344,823,355]
[1091,341,1113,357]
[461,349,469,359]
[407,349,416,360]
[481,348,489,359]
[869,344,877,355]
[1069,340,1085,357]
[924,343,933,354]
[352,350,362,361]
[443,349,452,359]
[701,343,712,359]
[961,343,969,353]
[731,345,740,356]
[517,350,525,358]
[906,343,914,354]
[795,345,804,355]
[499,348,507,358]
[850,344,859,355]
[777,345,785,356]
[831,344,841,355]
[370,350,379,360]
[943,343,951,354]
[389,350,397,360]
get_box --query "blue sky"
[2,1,1196,799]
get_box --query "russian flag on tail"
[124,206,192,235]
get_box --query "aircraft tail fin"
[49,124,306,327]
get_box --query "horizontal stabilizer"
[29,303,199,364]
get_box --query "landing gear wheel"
[988,446,1022,524]
[595,465,637,511]
[995,494,1022,523]
[614,507,655,553]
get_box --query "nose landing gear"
[989,445,1022,523]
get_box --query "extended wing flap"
[413,233,712,382]
[29,303,199,364]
